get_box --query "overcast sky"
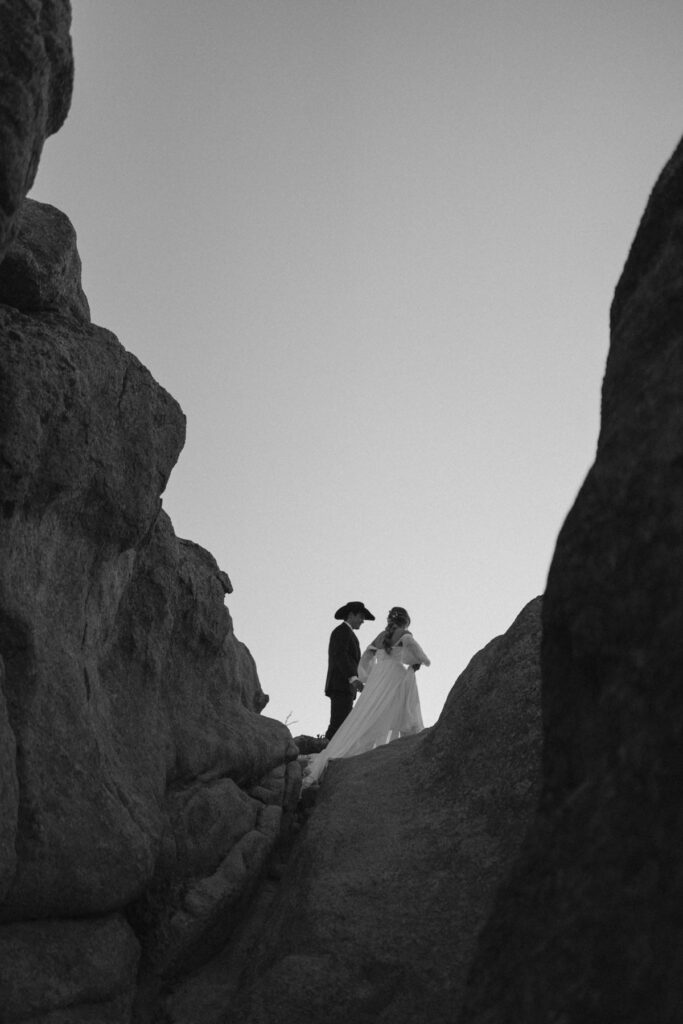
[32,1,683,735]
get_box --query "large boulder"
[0,206,298,1018]
[0,287,297,908]
[0,299,185,921]
[0,0,74,259]
[0,198,90,319]
[0,657,18,903]
[460,137,683,1021]
[0,5,298,1020]
[0,914,140,1024]
[229,597,544,1024]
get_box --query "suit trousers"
[326,690,354,740]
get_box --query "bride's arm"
[402,634,431,669]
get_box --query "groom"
[324,600,375,740]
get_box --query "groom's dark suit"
[324,622,361,740]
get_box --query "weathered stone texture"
[0,914,140,1024]
[230,597,544,1024]
[0,657,18,903]
[0,6,298,1022]
[0,198,296,1020]
[0,198,90,319]
[0,302,183,922]
[0,305,180,545]
[0,0,74,258]
[141,804,284,983]
[459,138,683,1024]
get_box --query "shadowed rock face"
[0,198,90,319]
[0,915,140,1023]
[0,657,18,902]
[229,597,543,1024]
[0,225,298,1020]
[0,0,74,257]
[0,10,298,1019]
[0,201,312,1021]
[459,138,683,1024]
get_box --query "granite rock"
[0,0,74,259]
[0,198,90,319]
[0,224,297,1014]
[0,7,299,1016]
[0,914,140,1024]
[140,807,284,983]
[0,657,18,903]
[230,597,543,1024]
[459,136,683,1024]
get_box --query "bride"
[304,606,430,787]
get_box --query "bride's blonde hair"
[382,606,410,652]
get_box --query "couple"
[305,601,431,787]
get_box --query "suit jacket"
[325,622,361,696]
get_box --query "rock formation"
[0,198,90,319]
[5,4,682,1023]
[458,137,683,1022]
[0,0,73,255]
[226,597,543,1024]
[0,7,298,1022]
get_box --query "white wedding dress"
[304,631,430,787]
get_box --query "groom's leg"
[326,691,353,740]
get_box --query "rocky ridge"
[458,131,683,1024]
[224,597,544,1024]
[0,6,298,1021]
[0,0,73,256]
[3,5,682,1023]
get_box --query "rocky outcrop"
[0,198,90,319]
[228,597,543,1024]
[0,915,140,1024]
[459,137,683,1022]
[290,734,327,755]
[0,11,298,1020]
[0,0,74,257]
[0,657,18,902]
[0,230,298,1018]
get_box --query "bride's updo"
[382,606,410,652]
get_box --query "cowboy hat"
[334,601,375,620]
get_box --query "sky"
[31,1,683,736]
